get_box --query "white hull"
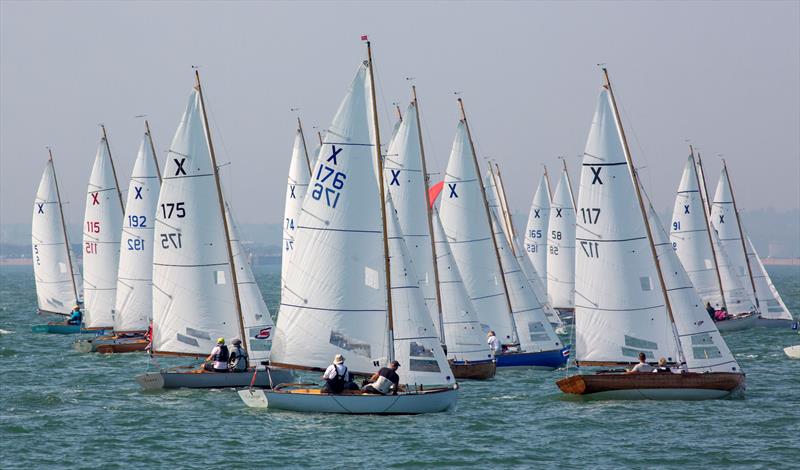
[714,312,758,332]
[239,386,459,414]
[582,388,736,401]
[755,317,794,328]
[784,345,800,359]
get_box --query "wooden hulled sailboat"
[547,160,576,314]
[239,42,458,414]
[135,72,291,390]
[556,69,745,400]
[31,150,86,334]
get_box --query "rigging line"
[615,86,655,199]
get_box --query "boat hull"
[755,317,794,328]
[556,372,745,400]
[239,386,459,414]
[135,367,295,391]
[495,347,568,370]
[31,323,107,335]
[784,345,800,359]
[74,335,148,354]
[714,312,758,332]
[448,359,496,379]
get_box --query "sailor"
[66,305,82,325]
[653,357,672,373]
[487,330,502,354]
[204,338,230,373]
[626,352,654,373]
[705,302,715,320]
[322,354,354,394]
[228,339,248,372]
[362,360,401,395]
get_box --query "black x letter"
[327,145,342,165]
[533,209,540,219]
[36,203,44,214]
[555,208,563,218]
[684,204,690,215]
[290,185,296,199]
[174,158,187,176]
[719,215,725,224]
[448,183,458,198]
[134,186,143,200]
[590,166,603,185]
[390,170,400,186]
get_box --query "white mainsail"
[575,88,680,365]
[281,122,311,290]
[151,87,243,356]
[82,134,124,329]
[384,100,441,339]
[524,171,551,300]
[32,156,82,315]
[439,120,515,343]
[114,128,161,332]
[547,167,576,311]
[745,236,793,322]
[431,208,492,363]
[270,64,391,374]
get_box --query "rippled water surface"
[1,264,798,468]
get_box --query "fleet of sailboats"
[27,41,795,407]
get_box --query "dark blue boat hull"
[495,346,569,370]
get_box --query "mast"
[695,150,712,217]
[690,146,727,310]
[560,157,577,210]
[723,159,759,309]
[458,98,517,344]
[144,120,162,183]
[100,125,126,212]
[543,164,553,200]
[49,148,80,305]
[395,104,403,122]
[602,68,685,365]
[297,117,312,174]
[194,70,248,352]
[366,40,395,362]
[316,131,323,145]
[412,85,445,345]
[491,161,516,253]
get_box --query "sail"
[515,238,564,328]
[270,63,391,374]
[32,160,82,315]
[574,88,679,365]
[547,169,576,310]
[114,132,160,332]
[710,168,757,310]
[710,226,755,314]
[648,202,741,372]
[524,172,551,300]
[281,125,311,291]
[745,236,793,321]
[226,203,274,364]
[438,121,515,343]
[387,196,453,386]
[384,101,441,338]
[82,137,124,329]
[151,88,243,355]
[431,208,492,363]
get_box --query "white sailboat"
[31,150,85,334]
[82,127,125,331]
[557,69,744,400]
[135,72,291,390]
[239,43,458,414]
[281,118,311,292]
[745,236,794,327]
[524,168,552,304]
[547,161,576,313]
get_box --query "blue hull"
[495,347,569,370]
[31,324,107,335]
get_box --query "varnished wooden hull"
[449,359,496,380]
[74,335,148,354]
[556,372,745,400]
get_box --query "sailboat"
[556,69,745,400]
[547,160,576,314]
[135,72,292,390]
[31,150,86,334]
[239,42,458,414]
[82,127,125,333]
[524,168,552,305]
[745,237,794,327]
[281,117,311,292]
[670,149,758,332]
[76,122,163,353]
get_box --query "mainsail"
[114,125,161,332]
[82,131,124,329]
[745,236,793,322]
[547,167,576,311]
[524,171,551,301]
[281,120,311,291]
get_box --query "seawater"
[1,264,798,469]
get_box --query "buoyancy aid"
[211,345,229,363]
[229,346,248,371]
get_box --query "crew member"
[204,338,229,372]
[362,360,401,395]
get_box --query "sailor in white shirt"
[487,330,502,354]
[626,352,654,373]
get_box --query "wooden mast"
[722,159,759,309]
[543,164,553,200]
[560,157,577,212]
[694,150,712,217]
[48,148,81,307]
[366,40,395,362]
[491,161,517,253]
[395,103,403,122]
[602,68,686,365]
[411,85,445,345]
[690,146,727,310]
[194,70,248,352]
[144,120,162,183]
[297,117,312,174]
[100,125,126,212]
[458,98,518,345]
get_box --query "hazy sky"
[2,1,798,229]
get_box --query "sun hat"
[334,354,345,364]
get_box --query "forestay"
[270,63,390,375]
[431,209,492,364]
[524,172,551,300]
[32,159,82,315]
[114,130,161,332]
[547,168,576,310]
[745,236,793,321]
[439,121,515,343]
[151,89,242,355]
[281,124,311,290]
[83,137,124,329]
[574,88,680,365]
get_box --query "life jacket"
[211,345,229,363]
[229,346,248,371]
[327,364,348,393]
[371,375,393,395]
[714,311,727,321]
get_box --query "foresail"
[83,138,124,328]
[281,126,311,291]
[151,89,241,355]
[270,63,390,374]
[711,227,754,314]
[746,236,793,321]
[524,172,551,300]
[547,169,576,310]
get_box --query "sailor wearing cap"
[204,337,230,372]
[362,360,401,395]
